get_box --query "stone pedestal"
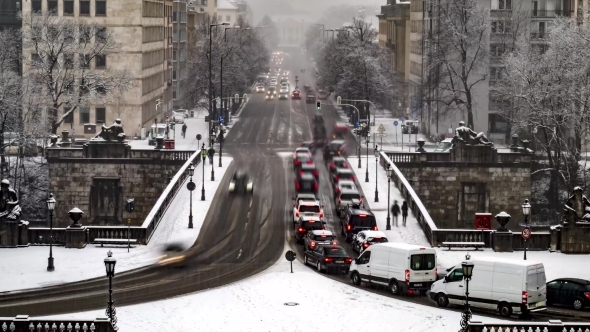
[560,224,590,254]
[18,221,29,247]
[0,220,19,247]
[65,226,87,249]
[493,231,513,252]
[83,141,131,158]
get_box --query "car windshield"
[325,247,348,257]
[340,193,360,201]
[338,173,354,179]
[340,184,355,190]
[314,235,335,241]
[334,160,347,167]
[368,237,388,243]
[302,221,323,230]
[350,215,376,227]
[300,205,320,213]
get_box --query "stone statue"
[95,119,126,141]
[563,186,590,224]
[454,121,493,147]
[0,179,21,220]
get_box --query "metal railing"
[0,316,115,332]
[467,320,590,332]
[531,9,573,17]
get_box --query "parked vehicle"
[433,138,453,152]
[429,257,547,317]
[547,278,590,310]
[148,124,168,145]
[349,242,437,295]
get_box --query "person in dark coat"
[391,200,400,227]
[181,123,187,138]
[402,201,409,226]
[207,147,215,165]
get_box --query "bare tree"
[21,11,132,135]
[423,0,488,129]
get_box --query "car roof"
[299,200,320,206]
[297,194,317,200]
[311,230,333,236]
[349,206,373,215]
[359,230,387,238]
[300,215,321,221]
[318,244,346,251]
[335,168,354,174]
[330,139,346,145]
[338,180,356,185]
[339,188,360,195]
[295,147,310,151]
[332,156,346,162]
[550,278,590,284]
[300,163,317,169]
[299,173,315,180]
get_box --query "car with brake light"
[306,93,316,104]
[293,193,318,206]
[351,230,388,253]
[228,171,253,195]
[340,204,377,243]
[297,163,319,181]
[293,153,313,171]
[293,147,311,157]
[302,230,336,251]
[331,122,349,139]
[335,189,362,217]
[329,156,349,174]
[304,244,352,274]
[434,138,453,152]
[295,215,326,243]
[295,173,318,194]
[334,180,357,196]
[332,168,356,187]
[292,200,323,224]
[291,90,302,99]
[546,278,590,310]
[323,140,346,161]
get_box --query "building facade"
[217,0,237,25]
[23,0,173,139]
[173,0,187,110]
[272,15,311,47]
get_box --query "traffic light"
[234,94,239,103]
[316,101,321,111]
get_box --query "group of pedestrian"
[390,200,409,227]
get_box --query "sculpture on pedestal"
[454,121,494,147]
[95,119,126,142]
[563,186,590,225]
[0,179,21,220]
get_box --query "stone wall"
[47,147,193,227]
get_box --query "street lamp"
[365,136,369,182]
[522,198,531,260]
[201,144,206,201]
[208,23,230,146]
[46,193,56,272]
[187,162,196,228]
[374,145,379,202]
[104,250,118,330]
[460,260,474,331]
[386,164,392,230]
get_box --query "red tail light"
[345,258,352,263]
[295,160,301,165]
[295,211,299,217]
[346,225,351,231]
[405,270,410,283]
[313,170,319,177]
[351,176,355,182]
[335,176,340,182]
[522,291,528,304]
[324,257,333,263]
[299,171,304,176]
[295,182,300,190]
[338,197,342,204]
[343,127,348,130]
[336,188,341,194]
[298,228,305,232]
[330,162,335,168]
[307,160,313,165]
[343,163,349,168]
[320,211,324,217]
[373,226,378,230]
[310,241,316,248]
[313,182,318,190]
[584,292,590,300]
[363,243,370,248]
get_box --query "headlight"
[229,183,235,191]
[246,183,252,189]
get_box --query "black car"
[303,85,312,92]
[313,114,325,125]
[228,171,253,195]
[304,244,352,274]
[323,140,346,161]
[295,217,326,243]
[329,157,349,174]
[306,94,316,104]
[295,173,318,194]
[547,278,590,310]
[332,168,356,186]
[340,204,377,243]
[298,163,319,181]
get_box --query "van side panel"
[491,262,524,309]
[369,247,391,285]
[387,249,405,282]
[468,262,494,310]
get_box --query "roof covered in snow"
[218,0,238,10]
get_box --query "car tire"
[351,272,361,286]
[435,293,449,307]
[304,255,308,266]
[498,303,512,317]
[573,298,584,310]
[389,280,401,295]
[316,261,322,273]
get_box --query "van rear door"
[408,250,437,284]
[526,264,547,310]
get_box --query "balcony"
[531,9,573,17]
[530,32,546,39]
[380,5,410,18]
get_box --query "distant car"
[255,85,265,93]
[331,122,349,138]
[228,171,253,195]
[293,152,313,171]
[547,278,590,310]
[295,215,325,243]
[334,189,362,217]
[292,90,302,99]
[334,179,357,196]
[293,147,311,158]
[402,120,419,134]
[304,244,352,274]
[297,162,319,181]
[323,140,346,161]
[267,86,277,95]
[351,230,388,253]
[295,173,318,194]
[302,230,337,251]
[172,111,185,124]
[279,91,289,99]
[328,156,349,174]
[293,200,323,224]
[313,114,325,125]
[306,94,316,104]
[318,90,329,100]
[332,168,356,187]
[340,204,378,243]
[265,94,275,101]
[303,85,312,92]
[434,138,453,152]
[158,243,187,268]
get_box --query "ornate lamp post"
[46,193,56,272]
[365,136,369,182]
[104,250,117,330]
[385,164,393,230]
[460,259,474,331]
[201,144,206,201]
[187,162,196,228]
[374,146,379,202]
[522,198,531,260]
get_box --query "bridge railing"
[0,316,115,332]
[467,320,590,332]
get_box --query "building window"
[64,107,74,124]
[47,0,58,14]
[95,107,106,123]
[201,0,207,4]
[95,54,106,69]
[64,53,74,69]
[173,11,177,22]
[96,85,106,95]
[96,0,107,15]
[79,54,90,68]
[64,0,74,14]
[32,53,41,63]
[80,0,90,15]
[173,90,176,99]
[173,70,177,80]
[490,67,504,80]
[31,0,42,12]
[96,27,107,43]
[79,107,90,124]
[489,113,508,133]
[173,50,177,61]
[498,0,512,9]
[491,21,511,34]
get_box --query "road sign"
[521,227,532,240]
[285,250,296,273]
[355,122,359,128]
[377,123,386,133]
[218,116,225,123]
[393,121,399,127]
[448,124,453,134]
[187,181,196,191]
[196,134,202,140]
[376,133,387,137]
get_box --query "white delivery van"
[349,242,437,295]
[429,257,546,317]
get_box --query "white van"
[429,257,547,317]
[349,242,437,295]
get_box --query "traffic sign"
[355,122,359,128]
[187,181,196,191]
[393,121,399,127]
[285,250,296,273]
[375,133,387,137]
[377,123,386,133]
[521,227,532,240]
[218,116,225,123]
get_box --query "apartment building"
[173,0,187,109]
[188,0,217,24]
[217,0,237,25]
[23,0,173,138]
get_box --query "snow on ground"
[41,248,505,332]
[0,157,232,292]
[347,157,430,247]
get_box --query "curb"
[234,97,250,117]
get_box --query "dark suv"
[340,204,377,243]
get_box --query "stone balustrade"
[0,316,114,332]
[467,320,590,332]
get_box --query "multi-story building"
[0,0,23,75]
[217,0,237,25]
[22,0,173,138]
[188,0,217,25]
[232,0,252,25]
[173,0,187,110]
[272,15,310,47]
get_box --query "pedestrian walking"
[401,201,408,227]
[391,200,400,227]
[207,146,216,165]
[181,123,187,138]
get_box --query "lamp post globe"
[104,250,117,329]
[460,260,474,331]
[522,198,531,260]
[47,193,56,272]
[188,162,195,177]
[187,162,196,228]
[386,164,392,230]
